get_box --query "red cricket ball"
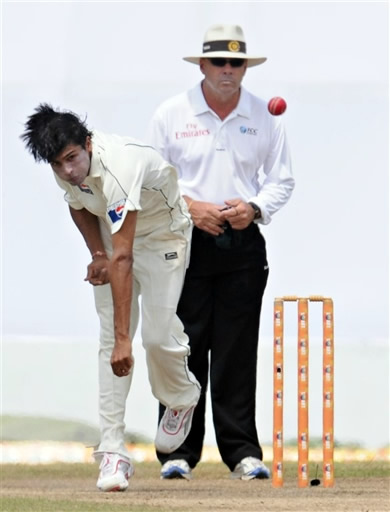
[268,97,287,116]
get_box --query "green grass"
[0,416,100,443]
[0,415,151,444]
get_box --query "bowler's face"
[50,138,92,186]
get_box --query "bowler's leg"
[93,281,140,461]
[134,235,200,408]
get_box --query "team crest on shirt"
[108,199,126,223]
[78,183,93,194]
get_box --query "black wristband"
[248,202,262,220]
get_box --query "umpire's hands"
[188,200,227,236]
[220,198,256,230]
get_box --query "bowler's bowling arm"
[109,211,137,346]
[109,211,137,377]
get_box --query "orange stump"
[297,298,309,487]
[272,296,335,488]
[322,298,334,487]
[272,299,284,487]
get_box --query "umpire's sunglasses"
[209,58,246,68]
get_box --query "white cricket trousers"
[93,227,200,460]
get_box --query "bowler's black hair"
[21,103,93,163]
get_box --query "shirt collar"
[190,82,251,119]
[88,131,104,179]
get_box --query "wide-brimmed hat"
[183,24,267,68]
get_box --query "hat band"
[202,40,247,54]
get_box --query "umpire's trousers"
[157,222,269,471]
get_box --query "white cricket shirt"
[54,131,191,237]
[147,83,294,225]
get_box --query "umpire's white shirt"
[147,83,295,225]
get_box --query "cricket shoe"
[160,459,192,480]
[96,452,134,492]
[231,457,270,481]
[155,405,195,454]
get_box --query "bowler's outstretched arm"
[109,211,138,377]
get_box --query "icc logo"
[240,125,258,135]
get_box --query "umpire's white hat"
[183,24,267,68]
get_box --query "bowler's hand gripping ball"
[268,97,287,116]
